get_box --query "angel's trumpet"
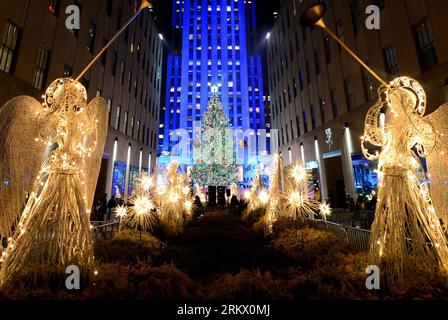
[75,0,153,82]
[300,2,390,89]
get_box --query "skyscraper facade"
[160,0,269,184]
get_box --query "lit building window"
[32,45,50,90]
[0,21,20,74]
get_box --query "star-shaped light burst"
[138,173,152,192]
[288,190,306,208]
[133,196,154,215]
[319,201,332,223]
[115,205,128,219]
[284,186,319,221]
[182,186,190,196]
[128,195,155,230]
[291,163,309,183]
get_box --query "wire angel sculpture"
[361,77,448,282]
[0,78,108,286]
[154,161,193,229]
[264,154,284,235]
[245,169,267,213]
[425,103,448,223]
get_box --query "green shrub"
[242,208,265,227]
[94,229,163,266]
[204,269,292,300]
[133,264,199,300]
[0,263,91,300]
[271,216,307,237]
[304,253,374,300]
[375,256,448,299]
[83,263,198,300]
[252,218,265,237]
[270,227,356,269]
[0,263,198,300]
[82,263,135,299]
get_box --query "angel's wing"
[82,97,109,214]
[0,96,46,238]
[425,103,448,222]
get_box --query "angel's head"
[387,77,426,118]
[43,78,87,114]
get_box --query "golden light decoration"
[184,200,193,214]
[298,1,448,282]
[138,173,152,192]
[319,201,332,223]
[245,169,267,212]
[290,163,309,183]
[0,78,108,287]
[127,195,155,231]
[0,0,152,288]
[182,186,191,196]
[230,183,240,199]
[115,204,128,232]
[153,160,194,231]
[243,190,251,201]
[157,185,167,196]
[263,153,285,236]
[132,196,154,216]
[283,186,319,221]
[258,190,269,205]
[288,191,306,208]
[115,205,128,219]
[168,192,180,203]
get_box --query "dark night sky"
[256,0,281,38]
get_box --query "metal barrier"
[310,219,371,252]
[345,226,371,252]
[92,220,120,241]
[327,209,375,229]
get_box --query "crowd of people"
[91,191,246,223]
[91,194,125,222]
[91,188,379,224]
[351,194,377,212]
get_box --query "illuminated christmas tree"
[190,92,238,187]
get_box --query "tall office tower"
[159,0,268,185]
